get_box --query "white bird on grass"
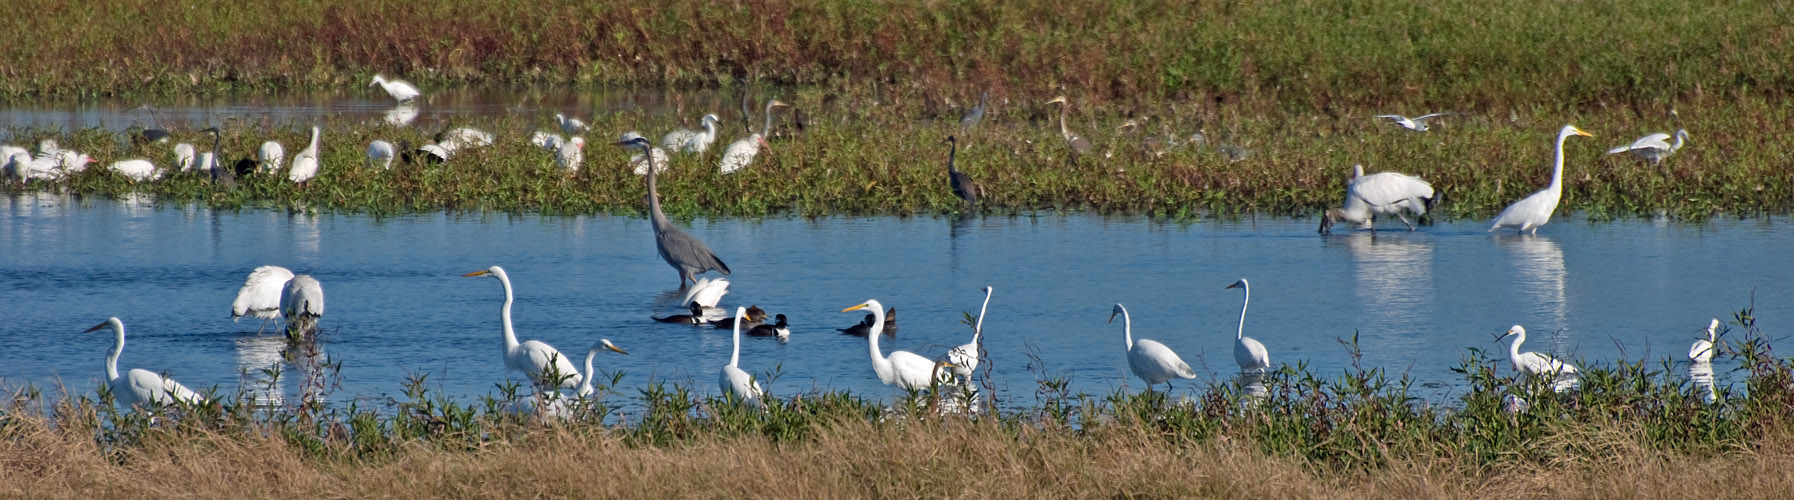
[1606,129,1689,169]
[719,100,787,174]
[173,143,196,171]
[83,317,207,410]
[1320,164,1437,233]
[259,141,285,173]
[621,131,671,175]
[662,113,721,153]
[108,159,160,182]
[556,113,588,135]
[530,131,565,153]
[557,137,585,172]
[288,126,321,186]
[366,140,395,169]
[1108,304,1197,391]
[1489,125,1593,234]
[1374,112,1452,132]
[511,339,628,418]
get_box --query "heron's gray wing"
[658,226,730,276]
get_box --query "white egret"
[84,317,207,409]
[1226,279,1272,373]
[718,100,788,174]
[662,113,721,153]
[1606,129,1689,168]
[281,275,324,338]
[36,139,59,159]
[1690,318,1719,363]
[1374,113,1452,132]
[747,314,790,341]
[464,266,583,391]
[108,159,160,182]
[259,141,285,173]
[530,130,565,153]
[173,143,196,171]
[370,75,420,103]
[944,286,993,382]
[557,137,585,172]
[366,140,395,169]
[1044,96,1094,159]
[0,145,23,165]
[679,277,730,308]
[845,300,947,391]
[720,306,765,406]
[232,265,305,334]
[288,126,320,186]
[512,339,628,418]
[3,151,30,184]
[556,113,589,135]
[1320,164,1436,233]
[440,127,494,149]
[1108,304,1197,391]
[1499,325,1577,377]
[1489,125,1593,235]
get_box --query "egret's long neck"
[498,275,519,354]
[702,118,716,140]
[1508,332,1525,359]
[1547,131,1570,194]
[761,103,778,137]
[1121,309,1134,350]
[577,350,597,397]
[1670,131,1686,153]
[1237,283,1250,340]
[730,316,743,368]
[1057,103,1072,140]
[106,324,124,382]
[867,307,892,378]
[972,289,991,344]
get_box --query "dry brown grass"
[6,416,1794,499]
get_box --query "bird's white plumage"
[556,113,588,135]
[1502,325,1577,377]
[717,134,766,174]
[109,159,160,182]
[1325,164,1435,232]
[945,286,993,381]
[288,126,321,184]
[366,140,395,169]
[619,132,671,175]
[510,339,626,418]
[531,131,565,152]
[233,265,295,320]
[468,266,582,391]
[557,137,585,172]
[1605,129,1688,167]
[848,300,946,391]
[259,141,285,172]
[1375,113,1451,131]
[370,75,420,103]
[1489,125,1592,234]
[1690,318,1719,362]
[1110,304,1197,388]
[282,275,325,318]
[721,307,765,406]
[663,114,721,153]
[4,152,32,183]
[87,317,207,410]
[173,143,196,171]
[1228,279,1272,373]
[680,277,730,308]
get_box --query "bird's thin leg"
[254,318,271,336]
[1396,213,1417,231]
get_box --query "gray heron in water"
[944,136,978,205]
[617,134,731,287]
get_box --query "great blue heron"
[1489,125,1593,234]
[464,266,585,391]
[1320,164,1436,234]
[944,136,978,205]
[1045,96,1094,158]
[288,126,321,186]
[1499,325,1578,377]
[1374,112,1452,131]
[1225,279,1270,373]
[82,318,208,410]
[370,75,420,103]
[1606,129,1689,168]
[844,300,951,391]
[617,135,731,287]
[721,307,766,406]
[960,89,989,130]
[1109,304,1196,392]
[662,113,721,153]
[719,100,789,174]
[944,286,993,381]
[746,314,790,340]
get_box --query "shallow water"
[0,193,1780,410]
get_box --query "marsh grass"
[3,308,1791,497]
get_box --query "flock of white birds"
[42,79,1716,414]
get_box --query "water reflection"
[1238,371,1268,400]
[234,335,288,406]
[1497,234,1567,327]
[1340,233,1433,333]
[1690,361,1716,403]
[383,104,419,126]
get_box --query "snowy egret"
[1108,304,1197,391]
[366,140,395,169]
[1489,125,1593,234]
[1226,279,1272,373]
[845,300,945,391]
[1606,129,1689,168]
[944,286,993,381]
[618,134,730,287]
[944,136,978,205]
[83,317,207,410]
[1045,96,1094,157]
[1690,318,1719,362]
[721,307,766,406]
[370,75,420,103]
[679,277,730,308]
[747,314,790,340]
[259,141,285,173]
[1320,164,1437,233]
[288,126,320,185]
[662,113,721,153]
[556,113,588,135]
[464,266,584,391]
[1374,113,1452,132]
[1499,325,1577,377]
[281,275,324,338]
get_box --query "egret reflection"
[383,104,419,126]
[234,335,289,406]
[1340,233,1434,335]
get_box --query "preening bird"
[259,141,285,173]
[370,75,420,103]
[530,131,565,153]
[1499,325,1578,377]
[232,265,297,331]
[83,317,207,410]
[1606,129,1689,168]
[1690,318,1719,363]
[718,100,788,174]
[288,126,321,186]
[679,277,730,308]
[108,159,160,182]
[173,143,196,171]
[281,275,325,338]
[746,314,790,340]
[464,266,584,391]
[1045,96,1094,158]
[556,113,588,135]
[1374,113,1452,132]
[1489,125,1593,234]
[1320,164,1437,233]
[944,136,979,206]
[720,306,766,406]
[618,134,731,287]
[1226,279,1271,373]
[1109,304,1196,391]
[944,286,993,382]
[845,300,947,391]
[662,113,721,153]
[366,140,395,170]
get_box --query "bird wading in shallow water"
[1226,279,1271,373]
[1489,125,1593,235]
[83,317,207,411]
[464,266,585,391]
[1109,304,1196,392]
[617,135,731,288]
[1320,164,1437,233]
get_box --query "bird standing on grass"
[944,136,979,206]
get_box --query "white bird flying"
[1605,129,1689,168]
[1374,112,1452,132]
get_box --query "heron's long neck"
[1057,103,1072,140]
[761,103,777,137]
[646,156,669,229]
[1508,333,1525,359]
[730,316,743,368]
[972,290,991,344]
[1237,284,1250,340]
[868,308,892,379]
[702,119,716,140]
[946,141,959,174]
[499,276,519,353]
[210,134,221,159]
[577,350,597,397]
[1670,131,1686,153]
[306,127,320,154]
[1547,131,1570,195]
[1120,309,1134,350]
[106,325,124,382]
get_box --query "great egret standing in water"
[718,100,788,174]
[1320,164,1437,233]
[1226,279,1271,373]
[944,286,993,382]
[1606,129,1689,169]
[464,266,584,391]
[617,135,731,287]
[845,300,947,391]
[370,75,420,103]
[1108,304,1196,391]
[1374,113,1452,132]
[513,339,627,418]
[1499,325,1578,377]
[1489,125,1593,234]
[1045,96,1094,158]
[1690,318,1719,363]
[720,306,765,406]
[288,126,321,186]
[84,317,207,409]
